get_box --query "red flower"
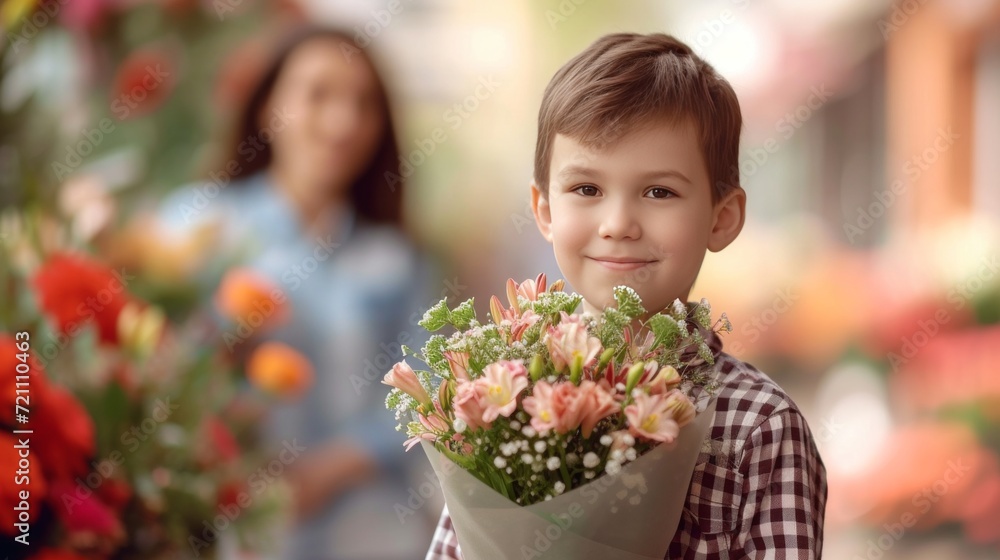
[0,333,50,428]
[28,549,90,560]
[33,385,96,483]
[0,432,47,535]
[111,46,178,120]
[48,479,124,540]
[200,416,241,466]
[97,477,132,513]
[32,252,133,345]
[216,481,245,510]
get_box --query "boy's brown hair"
[534,33,743,205]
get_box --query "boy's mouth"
[587,256,658,271]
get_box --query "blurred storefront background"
[2,1,999,558]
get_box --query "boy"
[426,32,827,559]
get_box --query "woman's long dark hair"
[218,25,405,229]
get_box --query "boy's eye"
[645,187,676,199]
[571,185,600,197]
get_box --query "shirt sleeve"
[732,406,828,558]
[425,505,463,560]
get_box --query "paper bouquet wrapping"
[421,396,716,560]
[382,274,732,559]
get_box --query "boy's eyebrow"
[557,164,693,185]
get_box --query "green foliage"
[646,314,682,353]
[419,298,451,331]
[693,298,713,330]
[613,285,646,319]
[419,334,450,374]
[531,291,582,318]
[595,307,629,349]
[449,298,477,331]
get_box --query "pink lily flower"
[625,392,681,443]
[444,350,471,381]
[544,312,603,373]
[404,432,437,451]
[576,381,620,437]
[648,365,682,395]
[474,360,529,422]
[522,380,585,434]
[453,380,492,431]
[662,389,696,427]
[382,361,431,405]
[489,295,541,343]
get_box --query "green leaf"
[418,297,451,331]
[646,314,681,351]
[533,291,582,318]
[421,335,449,374]
[596,308,629,348]
[613,285,645,319]
[449,298,476,330]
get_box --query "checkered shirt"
[425,321,828,559]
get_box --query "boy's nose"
[598,202,641,240]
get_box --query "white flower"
[622,434,635,447]
[453,418,467,433]
[546,457,561,470]
[534,441,547,453]
[600,435,613,446]
[522,426,538,438]
[510,420,522,430]
[521,453,534,464]
[610,449,623,462]
[554,481,565,494]
[625,448,637,461]
[605,461,622,476]
[583,452,600,468]
[494,457,507,468]
[672,299,686,317]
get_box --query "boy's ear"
[530,181,553,243]
[707,186,746,252]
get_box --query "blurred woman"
[160,25,441,559]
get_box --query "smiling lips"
[588,256,657,271]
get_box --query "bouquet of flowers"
[383,274,731,559]
[0,234,305,559]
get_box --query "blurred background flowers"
[2,0,1000,559]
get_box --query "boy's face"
[531,117,745,319]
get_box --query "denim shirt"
[160,172,440,559]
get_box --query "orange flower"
[215,268,290,330]
[246,342,313,397]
